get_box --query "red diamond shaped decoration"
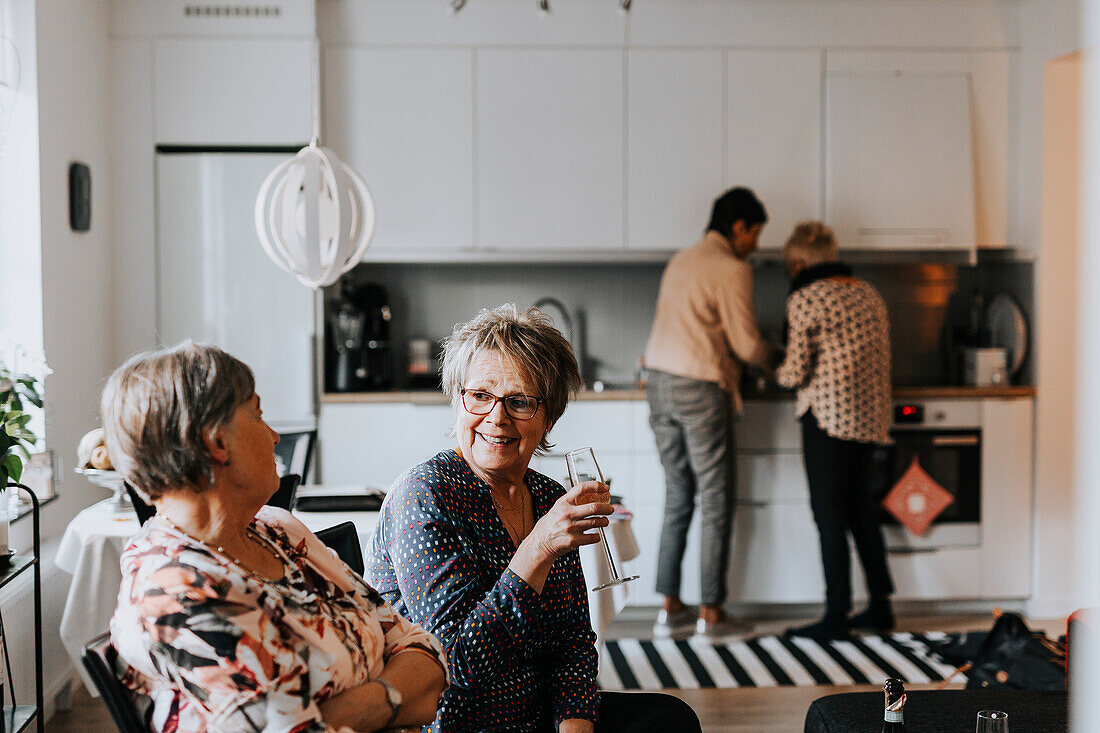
[881,456,955,536]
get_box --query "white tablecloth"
[55,500,379,694]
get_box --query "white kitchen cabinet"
[324,48,475,256]
[737,453,808,504]
[976,398,1033,598]
[827,51,1011,249]
[736,401,802,452]
[319,403,454,488]
[154,38,313,145]
[727,50,824,251]
[825,69,976,250]
[552,401,635,452]
[626,50,724,251]
[477,49,624,252]
[727,504,825,603]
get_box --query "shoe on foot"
[784,617,851,641]
[694,615,754,640]
[848,604,895,632]
[653,607,696,638]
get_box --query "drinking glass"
[565,447,639,592]
[976,710,1008,733]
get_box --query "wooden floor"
[48,613,1063,733]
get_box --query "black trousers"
[536,691,701,733]
[801,412,895,617]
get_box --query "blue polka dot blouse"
[366,449,600,732]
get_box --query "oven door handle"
[931,435,980,447]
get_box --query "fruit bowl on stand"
[74,467,132,514]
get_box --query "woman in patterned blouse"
[776,221,895,642]
[104,342,448,732]
[366,305,700,732]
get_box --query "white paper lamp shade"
[255,144,375,289]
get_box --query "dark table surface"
[804,689,1068,732]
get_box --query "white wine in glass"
[565,447,639,592]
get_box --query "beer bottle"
[882,678,906,731]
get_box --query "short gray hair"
[100,341,255,502]
[441,304,582,453]
[784,220,839,267]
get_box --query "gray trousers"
[647,369,735,606]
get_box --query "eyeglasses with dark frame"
[460,388,543,420]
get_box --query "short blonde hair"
[784,220,839,267]
[100,341,255,501]
[441,304,582,453]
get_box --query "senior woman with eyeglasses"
[104,342,448,732]
[366,305,700,733]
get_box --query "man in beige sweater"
[644,187,775,639]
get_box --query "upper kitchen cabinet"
[478,49,624,252]
[826,70,976,250]
[324,48,475,257]
[825,51,1012,250]
[153,38,313,146]
[627,51,724,251]
[727,50,823,251]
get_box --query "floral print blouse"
[366,449,600,732]
[110,506,447,733]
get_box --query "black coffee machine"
[326,282,394,391]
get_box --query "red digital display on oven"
[894,404,924,424]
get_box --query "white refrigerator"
[155,151,317,431]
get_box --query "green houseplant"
[0,340,49,488]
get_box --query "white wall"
[34,0,116,538]
[0,0,118,714]
[1077,1,1100,724]
[1019,0,1085,620]
[0,0,43,351]
[1018,0,1084,260]
[1031,52,1082,620]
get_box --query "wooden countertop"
[323,385,1035,404]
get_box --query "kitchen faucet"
[532,296,584,383]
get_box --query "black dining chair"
[274,430,317,483]
[124,483,155,526]
[267,473,301,511]
[314,521,364,576]
[82,632,149,733]
[126,473,302,526]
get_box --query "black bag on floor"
[932,612,1066,691]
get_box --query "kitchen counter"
[322,384,1035,404]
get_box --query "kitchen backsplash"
[334,256,1034,389]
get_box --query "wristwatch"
[375,677,402,729]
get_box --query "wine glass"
[565,447,639,592]
[976,710,1008,733]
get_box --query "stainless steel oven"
[871,400,983,550]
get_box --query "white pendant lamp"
[255,41,375,289]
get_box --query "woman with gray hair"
[105,341,448,732]
[777,221,895,641]
[366,305,700,733]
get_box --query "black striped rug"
[599,632,959,690]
